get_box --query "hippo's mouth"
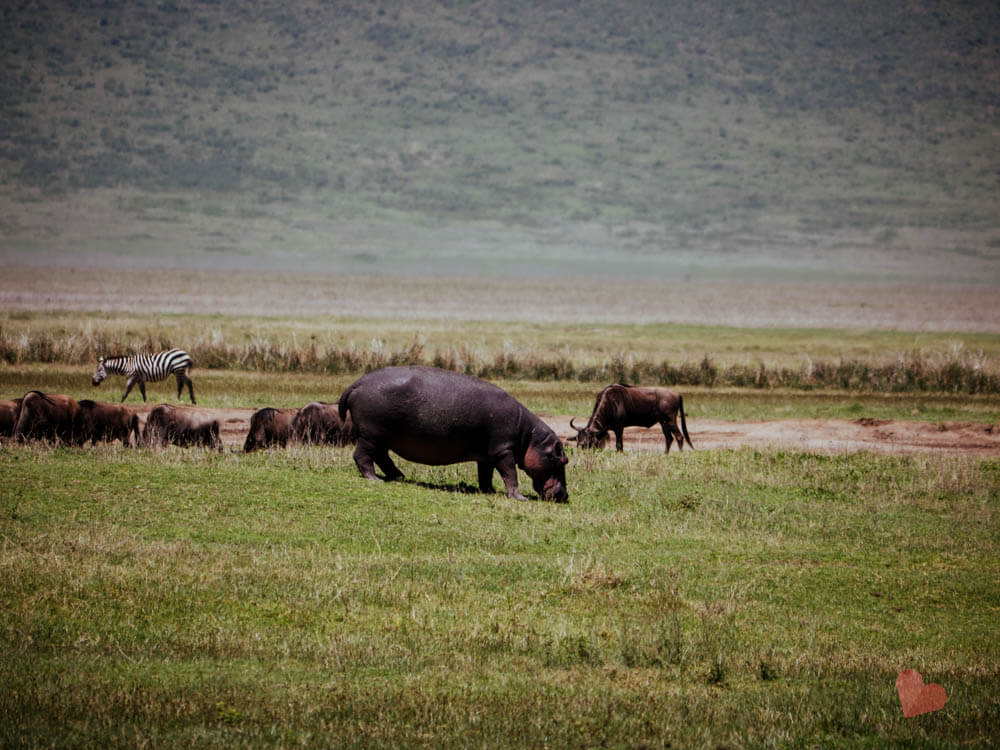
[539,477,568,503]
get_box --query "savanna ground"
[2,267,999,748]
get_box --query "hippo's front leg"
[494,453,527,500]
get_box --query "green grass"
[2,443,998,748]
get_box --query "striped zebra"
[92,348,196,404]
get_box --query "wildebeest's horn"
[569,417,582,432]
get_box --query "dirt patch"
[128,405,1000,456]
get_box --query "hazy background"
[2,0,998,289]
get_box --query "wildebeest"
[570,383,693,453]
[13,391,81,444]
[92,348,196,403]
[338,366,569,502]
[0,399,21,438]
[292,401,355,446]
[244,407,298,452]
[143,404,221,450]
[74,400,140,446]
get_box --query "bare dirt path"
[130,406,1000,456]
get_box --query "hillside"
[2,0,999,283]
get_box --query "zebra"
[92,348,196,404]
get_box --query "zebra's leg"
[138,380,147,402]
[177,372,196,404]
[121,376,138,403]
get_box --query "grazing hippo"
[338,366,569,502]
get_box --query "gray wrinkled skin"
[339,366,568,502]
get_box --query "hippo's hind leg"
[477,460,496,494]
[354,439,404,482]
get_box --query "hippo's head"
[523,428,569,502]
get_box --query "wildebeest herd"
[3,351,694,504]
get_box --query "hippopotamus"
[338,366,568,502]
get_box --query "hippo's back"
[341,366,525,462]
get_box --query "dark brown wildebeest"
[292,401,356,446]
[338,366,568,502]
[75,400,140,446]
[570,383,693,454]
[1,398,21,438]
[244,407,298,452]
[13,391,82,444]
[143,404,221,451]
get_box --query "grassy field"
[2,306,999,747]
[2,440,997,748]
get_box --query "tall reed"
[1,328,996,393]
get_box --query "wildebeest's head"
[569,417,608,449]
[523,428,569,502]
[92,357,108,386]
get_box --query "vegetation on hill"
[2,0,999,280]
[0,0,1000,280]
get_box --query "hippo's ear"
[554,441,568,464]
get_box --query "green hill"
[2,0,999,282]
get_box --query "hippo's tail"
[338,383,358,421]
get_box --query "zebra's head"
[92,357,107,386]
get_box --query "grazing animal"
[143,404,221,451]
[92,348,196,403]
[0,399,21,438]
[570,383,693,453]
[244,407,298,452]
[338,366,569,502]
[292,401,355,446]
[13,391,81,444]
[74,400,139,446]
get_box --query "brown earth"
[128,405,1000,456]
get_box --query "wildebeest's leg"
[138,380,147,402]
[614,429,625,452]
[477,460,496,493]
[660,422,675,453]
[494,453,527,500]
